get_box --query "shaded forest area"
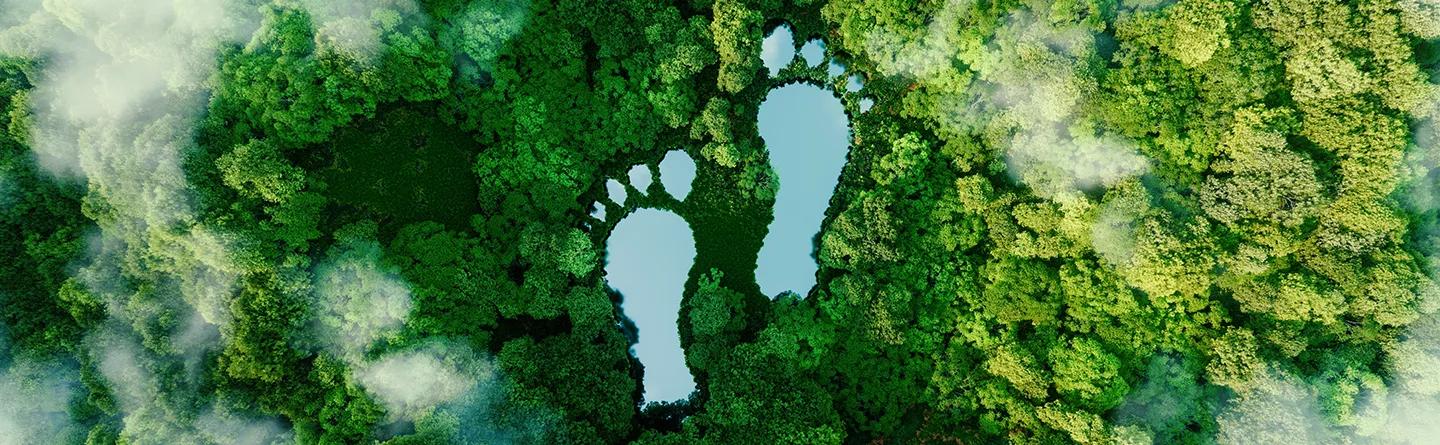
[5,0,1440,444]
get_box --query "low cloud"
[354,340,550,444]
[0,353,81,445]
[1112,355,1206,442]
[91,323,291,444]
[1214,371,1330,445]
[862,0,968,81]
[355,343,492,418]
[1188,315,1440,445]
[297,0,421,60]
[1360,313,1440,444]
[862,3,1149,201]
[441,0,530,74]
[986,12,1148,201]
[311,236,413,363]
[0,0,257,334]
[195,409,294,445]
[1005,130,1149,201]
[1089,181,1151,266]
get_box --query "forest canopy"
[3,0,1440,444]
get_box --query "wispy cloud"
[0,351,81,445]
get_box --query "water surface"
[658,151,695,200]
[755,84,850,297]
[606,208,696,402]
[762,25,795,74]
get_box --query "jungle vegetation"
[4,0,1440,443]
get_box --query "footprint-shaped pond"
[605,152,699,403]
[755,84,850,297]
[606,27,853,401]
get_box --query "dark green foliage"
[5,0,1440,444]
[322,106,479,230]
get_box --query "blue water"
[799,39,824,67]
[756,84,850,297]
[628,164,652,192]
[606,208,697,403]
[762,25,795,74]
[658,151,695,200]
[606,178,627,204]
[605,81,848,403]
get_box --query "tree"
[217,139,306,204]
[1048,337,1129,411]
[711,0,762,93]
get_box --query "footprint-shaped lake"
[605,30,852,401]
[755,84,849,298]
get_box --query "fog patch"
[356,341,548,443]
[196,410,294,445]
[861,0,968,81]
[356,343,489,417]
[297,0,421,60]
[1200,320,1440,444]
[1090,181,1150,266]
[0,0,260,335]
[986,12,1148,200]
[0,0,255,211]
[1402,117,1440,265]
[1091,201,1139,266]
[0,0,256,231]
[1112,355,1209,442]
[311,230,413,363]
[1358,393,1440,444]
[861,2,1147,201]
[73,234,287,444]
[174,310,223,376]
[74,232,229,372]
[1404,118,1440,212]
[92,327,187,437]
[91,324,291,444]
[1378,110,1440,442]
[1362,313,1440,444]
[1215,371,1331,444]
[178,226,245,326]
[0,354,81,445]
[441,0,530,77]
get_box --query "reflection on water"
[658,151,696,200]
[762,25,794,74]
[756,84,850,298]
[799,39,823,67]
[606,209,696,403]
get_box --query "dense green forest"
[4,0,1440,443]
